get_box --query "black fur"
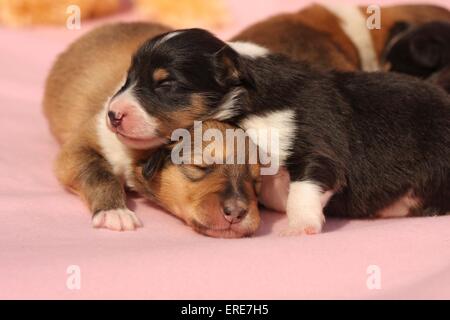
[233,55,450,217]
[383,21,450,93]
[142,147,171,179]
[118,30,231,121]
[128,29,450,218]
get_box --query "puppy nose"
[223,199,248,223]
[108,111,123,128]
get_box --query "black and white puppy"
[110,29,450,235]
[383,21,450,93]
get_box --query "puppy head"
[107,29,255,149]
[382,22,450,77]
[136,120,261,238]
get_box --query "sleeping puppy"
[137,121,261,238]
[43,23,260,237]
[382,21,450,93]
[233,3,450,72]
[116,28,450,235]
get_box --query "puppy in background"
[43,23,261,237]
[383,21,450,93]
[233,3,450,72]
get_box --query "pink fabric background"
[1,0,450,299]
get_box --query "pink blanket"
[1,0,449,299]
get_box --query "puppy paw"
[281,209,325,236]
[92,209,142,231]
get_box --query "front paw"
[92,209,142,231]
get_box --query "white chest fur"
[240,109,296,165]
[96,109,135,188]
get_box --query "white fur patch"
[284,181,327,235]
[212,88,243,120]
[157,31,183,46]
[227,41,269,58]
[96,108,134,188]
[322,4,380,71]
[92,208,142,231]
[240,110,296,165]
[110,84,160,138]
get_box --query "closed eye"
[180,165,213,182]
[156,79,175,88]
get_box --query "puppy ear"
[211,46,254,88]
[381,21,411,64]
[142,147,171,180]
[410,35,441,68]
[388,21,411,42]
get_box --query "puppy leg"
[281,154,342,236]
[281,181,333,235]
[55,143,142,231]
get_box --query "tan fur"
[233,4,360,71]
[161,94,209,136]
[0,0,121,26]
[133,121,261,238]
[44,22,170,214]
[152,68,169,83]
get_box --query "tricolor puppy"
[120,28,450,235]
[383,21,450,93]
[137,121,261,238]
[43,23,260,238]
[234,3,450,72]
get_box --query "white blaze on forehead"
[322,4,380,72]
[227,41,269,58]
[155,31,184,47]
[240,110,296,165]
